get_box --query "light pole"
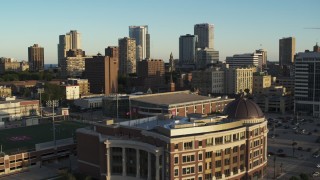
[273,155,276,179]
[46,100,59,148]
[37,88,44,118]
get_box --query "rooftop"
[132,91,226,106]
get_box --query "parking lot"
[265,113,320,179]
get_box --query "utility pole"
[46,100,59,148]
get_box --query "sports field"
[0,121,88,154]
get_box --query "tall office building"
[118,37,136,75]
[255,49,267,68]
[279,37,295,66]
[179,34,198,64]
[129,25,150,61]
[194,23,214,49]
[196,48,219,69]
[226,53,261,69]
[225,67,255,94]
[85,47,118,95]
[28,44,44,72]
[58,30,81,67]
[294,52,320,117]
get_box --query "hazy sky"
[1,0,319,64]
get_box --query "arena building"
[77,96,268,180]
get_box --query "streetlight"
[37,88,44,118]
[46,100,59,148]
[273,155,276,179]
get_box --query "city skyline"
[1,0,320,64]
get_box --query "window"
[175,144,178,149]
[233,156,238,163]
[224,135,231,143]
[233,167,238,174]
[199,153,203,161]
[206,138,214,146]
[233,133,239,141]
[215,137,223,145]
[182,167,195,175]
[233,146,238,153]
[182,155,195,163]
[224,158,230,165]
[225,148,231,155]
[205,151,212,159]
[174,169,178,176]
[225,169,230,177]
[215,160,221,167]
[240,154,244,161]
[174,157,178,164]
[199,140,202,146]
[216,150,221,157]
[215,171,222,179]
[198,177,202,180]
[240,132,245,139]
[184,141,193,150]
[199,165,202,172]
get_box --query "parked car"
[317,164,320,168]
[313,154,320,158]
[313,171,319,177]
[298,147,303,150]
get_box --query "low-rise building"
[74,96,104,110]
[0,57,29,74]
[0,86,12,97]
[62,85,80,100]
[67,78,90,96]
[252,72,271,95]
[130,91,233,118]
[77,97,268,180]
[0,96,39,122]
[253,85,293,114]
[225,67,256,95]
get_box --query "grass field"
[0,121,88,154]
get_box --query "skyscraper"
[194,23,214,49]
[85,47,118,95]
[28,44,44,72]
[279,37,295,66]
[118,37,136,76]
[58,30,81,67]
[256,49,267,68]
[179,34,198,64]
[129,25,150,61]
[294,52,320,117]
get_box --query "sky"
[0,0,320,64]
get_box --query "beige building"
[61,49,86,78]
[0,58,29,74]
[253,85,293,114]
[62,85,80,100]
[192,67,225,95]
[119,37,136,75]
[67,78,90,96]
[77,97,268,180]
[253,72,271,95]
[225,67,255,95]
[0,97,39,122]
[0,86,12,97]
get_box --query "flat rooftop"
[132,91,223,106]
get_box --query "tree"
[299,173,309,180]
[289,176,299,180]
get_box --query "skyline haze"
[1,0,320,64]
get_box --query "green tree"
[299,173,309,180]
[42,83,65,101]
[289,176,299,180]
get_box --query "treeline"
[0,71,54,81]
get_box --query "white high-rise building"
[194,23,214,49]
[58,30,81,67]
[226,53,261,69]
[129,25,150,61]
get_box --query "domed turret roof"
[223,97,264,119]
